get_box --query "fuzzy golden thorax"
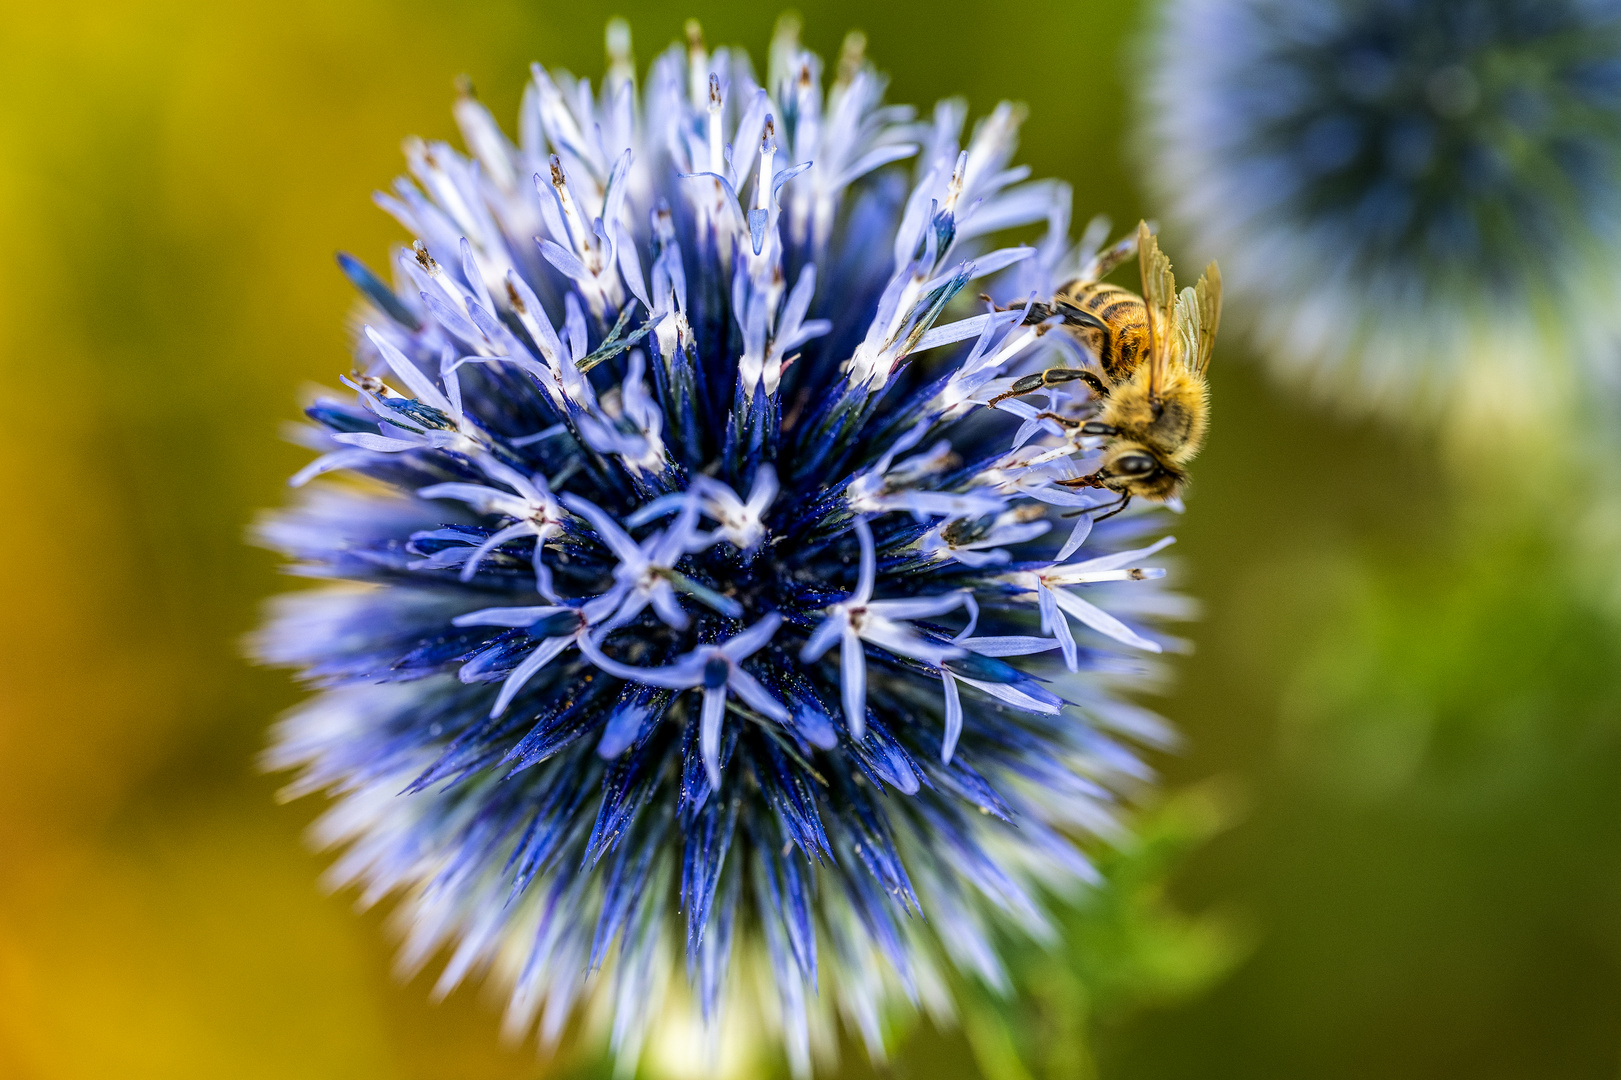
[1093,364,1210,499]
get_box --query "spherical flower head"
[254,17,1189,1076]
[1143,0,1621,421]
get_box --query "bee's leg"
[1054,471,1106,490]
[978,294,1060,324]
[1054,303,1109,334]
[989,368,1108,408]
[1035,411,1083,429]
[988,372,1052,408]
[1036,413,1119,437]
[1041,368,1110,396]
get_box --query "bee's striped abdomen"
[1058,281,1149,381]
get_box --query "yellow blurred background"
[4,1,1621,1078]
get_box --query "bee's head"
[1099,442,1185,500]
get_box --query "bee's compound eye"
[1113,453,1159,477]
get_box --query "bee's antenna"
[1089,493,1133,523]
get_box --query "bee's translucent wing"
[1193,261,1222,375]
[1137,221,1177,394]
[1176,286,1200,369]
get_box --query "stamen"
[686,20,708,109]
[707,73,724,174]
[503,278,525,315]
[412,240,438,275]
[944,151,968,213]
[605,18,634,86]
[758,116,777,211]
[406,138,482,245]
[653,201,676,245]
[837,30,866,87]
[548,154,589,262]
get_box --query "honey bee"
[990,221,1221,518]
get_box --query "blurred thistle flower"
[254,16,1190,1075]
[1144,0,1621,418]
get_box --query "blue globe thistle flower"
[1143,0,1621,416]
[254,18,1188,1075]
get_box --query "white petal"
[648,580,691,630]
[1020,483,1098,508]
[1056,512,1094,562]
[957,673,1064,714]
[799,612,846,663]
[700,684,728,790]
[867,592,967,621]
[538,238,591,283]
[1011,413,1052,449]
[581,583,629,625]
[477,458,545,503]
[852,516,876,604]
[598,590,650,634]
[1050,587,1163,653]
[560,494,644,565]
[1062,536,1175,576]
[1049,589,1079,671]
[576,632,701,689]
[453,604,566,627]
[960,635,1061,656]
[460,522,533,581]
[1036,581,1058,636]
[288,449,374,487]
[841,627,867,740]
[873,489,1005,519]
[651,500,701,567]
[416,482,518,512]
[596,698,652,760]
[490,635,574,717]
[986,520,1052,548]
[959,592,981,640]
[961,244,1035,280]
[624,491,691,527]
[330,432,422,453]
[860,619,964,666]
[950,548,1011,568]
[911,312,996,353]
[728,665,790,723]
[531,549,558,603]
[941,671,963,764]
[1058,567,1167,584]
[364,326,457,416]
[747,464,779,513]
[720,612,782,661]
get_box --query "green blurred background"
[5,1,1621,1077]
